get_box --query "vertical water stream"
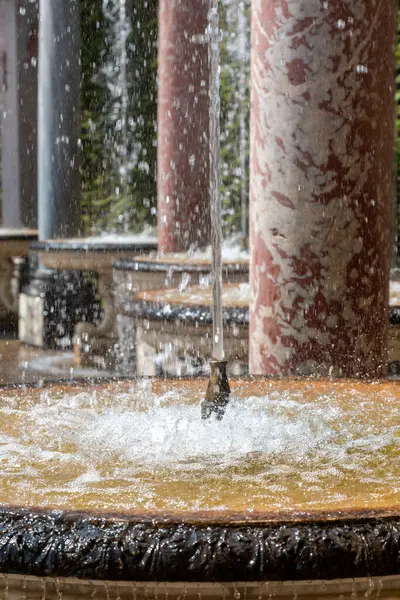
[209,0,224,361]
[102,0,131,231]
[237,0,248,244]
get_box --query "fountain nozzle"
[201,359,231,420]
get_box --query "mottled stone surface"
[250,0,395,377]
[157,0,210,252]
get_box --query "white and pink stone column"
[157,0,210,253]
[249,0,396,378]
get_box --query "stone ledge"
[0,507,398,582]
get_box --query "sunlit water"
[139,283,249,308]
[0,380,398,515]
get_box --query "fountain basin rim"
[0,505,398,582]
[113,258,249,273]
[3,372,400,392]
[117,298,249,324]
[1,503,399,528]
[31,241,157,254]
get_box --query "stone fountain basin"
[113,253,249,301]
[117,283,249,376]
[0,377,398,590]
[32,238,157,273]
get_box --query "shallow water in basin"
[0,379,398,516]
[139,282,250,308]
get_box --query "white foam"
[68,226,157,245]
[0,386,397,511]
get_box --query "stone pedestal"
[73,272,116,370]
[19,262,99,350]
[33,239,156,367]
[157,0,210,252]
[0,230,37,330]
[249,0,396,378]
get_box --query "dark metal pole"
[38,0,81,240]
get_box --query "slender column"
[0,0,38,229]
[38,0,81,240]
[157,0,210,253]
[250,0,396,378]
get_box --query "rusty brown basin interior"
[0,377,398,587]
[136,282,249,308]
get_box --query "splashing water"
[0,381,398,513]
[102,0,133,232]
[237,0,249,244]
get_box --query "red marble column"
[250,0,396,378]
[157,0,211,253]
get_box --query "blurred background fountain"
[80,0,158,236]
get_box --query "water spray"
[238,0,249,251]
[201,0,231,420]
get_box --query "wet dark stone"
[119,300,249,326]
[21,261,100,350]
[113,259,248,275]
[0,508,398,582]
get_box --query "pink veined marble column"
[250,0,396,378]
[157,0,211,253]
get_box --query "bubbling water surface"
[0,379,398,515]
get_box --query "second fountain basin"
[116,283,249,376]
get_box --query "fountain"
[1,0,399,597]
[118,283,248,377]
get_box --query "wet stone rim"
[113,259,249,274]
[120,300,399,329]
[118,299,249,325]
[30,242,157,254]
[0,508,399,581]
